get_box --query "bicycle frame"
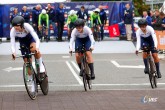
[142,46,157,88]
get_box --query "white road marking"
[66,61,83,85]
[3,62,36,72]
[111,60,145,69]
[3,67,22,72]
[1,83,165,88]
[62,56,70,58]
[71,61,80,72]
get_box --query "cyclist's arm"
[98,15,102,25]
[136,29,141,51]
[24,23,40,49]
[90,14,94,27]
[10,28,16,54]
[69,29,76,50]
[150,27,158,48]
[66,15,71,25]
[87,27,95,48]
[38,14,42,26]
[46,14,49,28]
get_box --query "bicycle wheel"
[39,62,49,95]
[149,59,157,88]
[153,73,157,88]
[81,61,87,91]
[149,73,154,89]
[96,30,101,42]
[23,63,37,100]
[84,62,92,90]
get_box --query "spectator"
[76,6,88,21]
[152,9,163,31]
[143,11,152,26]
[32,4,42,39]
[46,3,56,40]
[20,6,30,23]
[123,3,133,41]
[150,10,156,20]
[98,5,107,40]
[162,12,165,31]
[55,3,65,42]
[10,8,19,23]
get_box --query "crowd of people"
[10,3,107,42]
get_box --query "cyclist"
[65,10,78,40]
[135,18,162,78]
[69,19,95,80]
[38,9,49,41]
[10,16,46,92]
[90,8,102,33]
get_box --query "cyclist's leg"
[141,37,149,74]
[84,37,95,79]
[68,27,71,40]
[149,36,162,78]
[100,25,104,40]
[75,38,83,76]
[18,34,33,75]
[152,52,161,78]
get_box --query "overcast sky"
[0,0,66,4]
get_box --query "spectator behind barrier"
[32,4,42,39]
[151,9,163,31]
[20,6,30,23]
[123,3,133,41]
[98,5,107,40]
[46,3,56,39]
[76,6,88,21]
[55,3,65,42]
[142,11,152,26]
[10,8,19,24]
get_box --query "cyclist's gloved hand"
[36,48,39,53]
[135,50,138,55]
[12,53,16,60]
[90,47,94,51]
[69,49,73,56]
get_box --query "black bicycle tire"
[96,30,101,42]
[149,58,157,89]
[146,58,154,89]
[84,61,92,90]
[153,73,157,88]
[81,59,87,91]
[149,74,154,89]
[40,62,49,95]
[23,63,37,100]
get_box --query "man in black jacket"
[20,6,30,23]
[55,3,65,41]
[46,3,56,40]
[32,4,42,39]
[76,6,88,21]
[99,5,107,40]
[123,3,133,41]
[151,9,163,31]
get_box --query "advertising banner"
[1,1,131,38]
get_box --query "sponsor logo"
[141,95,158,103]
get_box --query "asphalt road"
[0,53,165,91]
[0,41,165,109]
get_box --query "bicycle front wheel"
[23,63,37,100]
[39,62,49,95]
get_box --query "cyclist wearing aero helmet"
[11,16,46,78]
[69,19,95,80]
[135,18,161,78]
